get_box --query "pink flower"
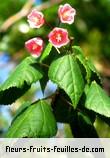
[27,9,45,28]
[25,37,44,57]
[48,27,70,48]
[58,3,76,24]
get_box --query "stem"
[45,19,53,29]
[59,95,73,107]
[55,47,61,54]
[0,0,63,32]
[69,37,74,52]
[57,18,61,27]
[39,63,49,68]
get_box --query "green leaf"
[87,59,101,84]
[40,43,52,62]
[12,101,31,123]
[69,110,98,138]
[6,100,57,138]
[73,46,101,84]
[40,66,49,93]
[77,112,98,137]
[52,89,74,123]
[48,54,85,108]
[85,81,110,117]
[73,46,91,83]
[0,57,43,105]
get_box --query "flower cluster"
[25,3,76,57]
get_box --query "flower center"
[32,44,38,50]
[33,17,39,24]
[63,11,70,18]
[56,34,62,42]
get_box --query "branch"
[0,0,33,32]
[0,0,63,32]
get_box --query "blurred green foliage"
[0,0,25,22]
